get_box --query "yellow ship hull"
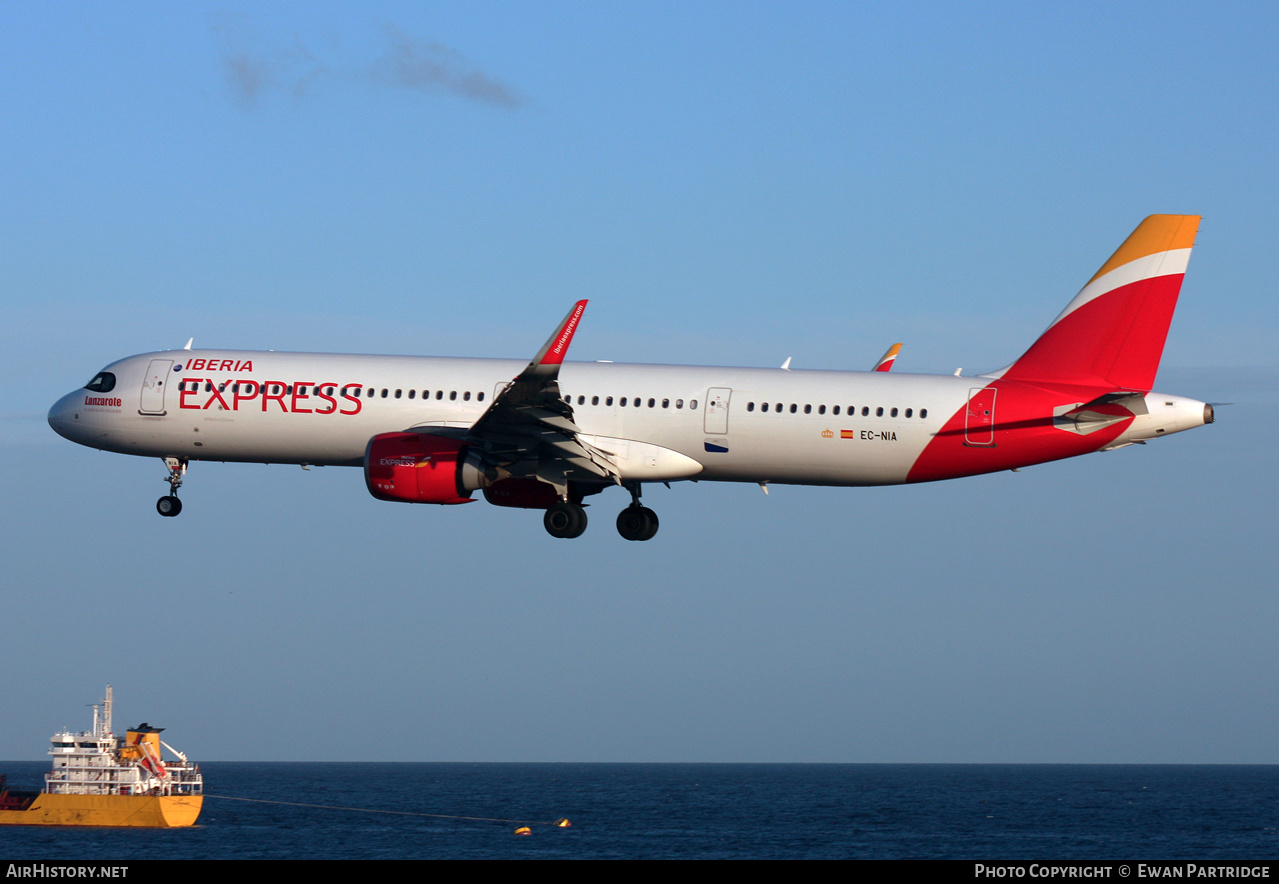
[0,793,202,827]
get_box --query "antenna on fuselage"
[780,357,792,370]
[183,338,193,350]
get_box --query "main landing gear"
[544,500,588,539]
[542,483,659,541]
[156,456,187,517]
[616,482,658,541]
[616,504,658,542]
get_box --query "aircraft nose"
[48,391,82,441]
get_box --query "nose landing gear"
[157,456,187,517]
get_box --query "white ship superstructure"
[44,685,202,798]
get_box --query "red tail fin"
[997,215,1200,392]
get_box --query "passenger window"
[464,391,471,401]
[861,406,869,416]
[592,396,599,405]
[408,390,415,399]
[477,392,485,402]
[789,404,797,414]
[647,398,655,408]
[876,407,883,416]
[747,402,755,412]
[890,407,897,417]
[676,399,683,409]
[606,397,613,406]
[395,389,402,399]
[620,397,627,407]
[905,408,912,418]
[691,400,698,410]
[761,402,769,412]
[920,408,928,419]
[450,391,457,401]
[818,405,826,414]
[662,399,669,408]
[804,404,812,414]
[833,406,840,415]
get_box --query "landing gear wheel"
[158,456,188,517]
[617,505,658,541]
[544,501,588,539]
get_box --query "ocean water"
[0,763,1276,860]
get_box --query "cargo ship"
[0,685,202,827]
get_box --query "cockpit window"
[85,372,116,393]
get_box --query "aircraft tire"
[617,505,658,541]
[544,502,587,539]
[156,496,182,517]
[637,506,659,540]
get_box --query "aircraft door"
[139,359,173,415]
[704,387,732,435]
[964,386,996,446]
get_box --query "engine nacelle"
[482,478,560,509]
[364,432,481,505]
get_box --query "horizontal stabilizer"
[1053,392,1150,435]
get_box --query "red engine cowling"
[482,478,559,509]
[364,432,478,505]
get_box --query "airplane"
[48,215,1213,541]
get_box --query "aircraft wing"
[872,343,902,372]
[463,301,621,491]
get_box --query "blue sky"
[2,2,1276,762]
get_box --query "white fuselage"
[47,348,1208,490]
[50,349,975,486]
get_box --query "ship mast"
[102,684,112,738]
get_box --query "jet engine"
[364,432,484,505]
